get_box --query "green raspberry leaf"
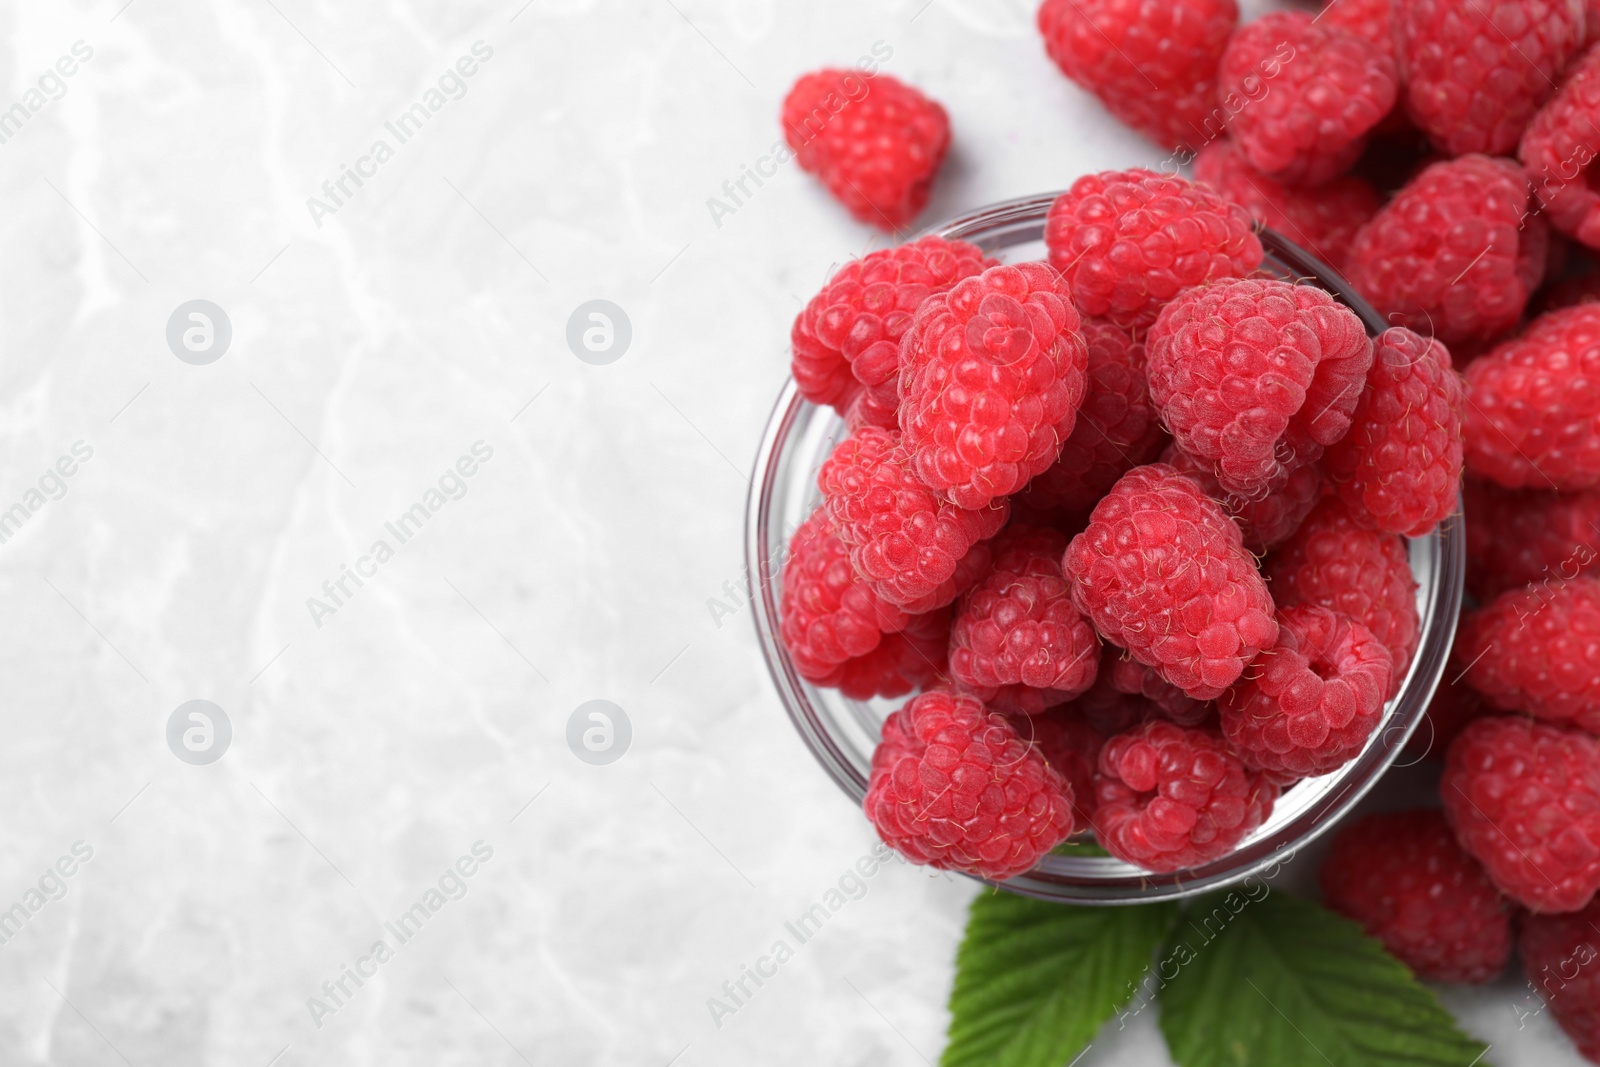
[942,891,1179,1067]
[1158,890,1492,1067]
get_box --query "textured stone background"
[0,0,1580,1064]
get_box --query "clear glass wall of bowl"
[746,193,1465,904]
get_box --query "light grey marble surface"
[0,1,1584,1064]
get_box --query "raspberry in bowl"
[747,192,1465,904]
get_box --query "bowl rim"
[745,192,1466,904]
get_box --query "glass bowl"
[746,192,1465,904]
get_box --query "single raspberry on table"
[1008,705,1108,827]
[1044,169,1263,331]
[818,426,1009,608]
[1442,715,1600,913]
[1344,155,1545,346]
[1220,604,1393,778]
[790,237,993,412]
[1320,808,1512,983]
[1394,0,1584,156]
[1104,650,1215,726]
[1145,278,1374,499]
[1267,496,1421,696]
[780,510,910,679]
[1160,442,1324,553]
[1519,899,1600,1060]
[814,607,950,701]
[1035,0,1238,152]
[1455,577,1600,734]
[1192,139,1380,272]
[1064,463,1280,700]
[898,261,1088,510]
[1320,0,1395,61]
[949,525,1101,714]
[781,69,951,231]
[1092,720,1278,872]
[1464,479,1600,600]
[1464,303,1600,490]
[1218,12,1398,187]
[1521,45,1600,251]
[865,688,1074,879]
[1323,326,1464,537]
[1018,319,1166,517]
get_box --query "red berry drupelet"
[1455,577,1600,734]
[1519,900,1600,1060]
[1464,303,1600,490]
[781,70,951,231]
[1036,0,1239,153]
[1161,442,1324,552]
[898,261,1088,510]
[1521,45,1600,250]
[1092,720,1278,872]
[1464,480,1600,600]
[865,689,1074,880]
[1019,319,1167,517]
[1192,139,1380,273]
[1344,155,1546,345]
[1009,705,1108,827]
[780,510,910,680]
[1220,604,1394,779]
[1145,278,1374,499]
[1319,0,1395,61]
[1105,651,1215,726]
[1320,809,1513,983]
[949,526,1101,714]
[1267,497,1421,696]
[1044,169,1263,331]
[1064,463,1280,700]
[1323,326,1465,537]
[1442,716,1600,913]
[790,237,993,412]
[1218,12,1398,187]
[815,607,951,701]
[819,426,1009,608]
[1394,0,1584,157]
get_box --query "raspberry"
[1104,651,1215,726]
[900,535,997,616]
[1009,705,1107,827]
[1018,319,1167,516]
[898,262,1089,510]
[1320,809,1513,983]
[1519,900,1600,1060]
[1036,0,1238,153]
[1521,46,1600,251]
[1218,13,1398,187]
[781,69,951,231]
[1319,0,1395,61]
[1442,715,1600,912]
[1464,479,1600,600]
[1161,442,1324,552]
[1064,463,1280,700]
[1192,139,1381,272]
[1092,720,1278,872]
[1145,278,1374,498]
[1220,604,1393,778]
[1267,497,1421,696]
[815,608,950,701]
[790,237,993,412]
[1344,155,1545,345]
[1323,326,1465,537]
[780,510,910,679]
[1464,304,1600,490]
[865,689,1074,879]
[1394,0,1584,157]
[1455,577,1600,734]
[844,386,898,433]
[949,525,1101,714]
[1044,169,1263,331]
[818,426,1009,607]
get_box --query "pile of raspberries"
[779,0,1600,1054]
